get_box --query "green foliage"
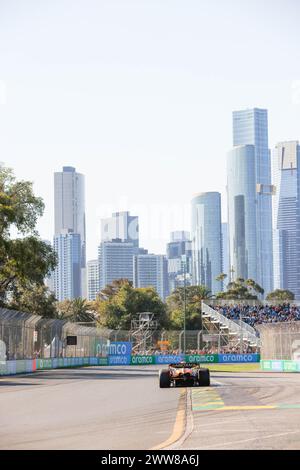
[216,278,264,300]
[95,279,168,330]
[166,285,212,330]
[0,165,57,304]
[215,272,227,287]
[266,289,295,301]
[57,298,96,322]
[9,284,57,318]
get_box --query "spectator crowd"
[211,303,300,328]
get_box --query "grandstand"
[210,303,300,327]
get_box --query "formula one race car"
[159,362,210,388]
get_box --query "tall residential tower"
[272,141,300,298]
[229,108,274,293]
[191,192,223,294]
[53,166,86,299]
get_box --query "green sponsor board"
[98,357,108,366]
[37,358,53,369]
[0,361,6,375]
[185,354,218,363]
[260,360,272,371]
[283,360,298,372]
[260,359,300,372]
[130,355,155,365]
[36,357,109,369]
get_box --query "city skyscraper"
[166,231,192,293]
[101,211,139,249]
[272,141,300,298]
[191,192,223,294]
[227,145,258,282]
[54,166,86,297]
[87,259,100,301]
[98,240,135,289]
[133,254,169,300]
[232,108,274,294]
[53,230,81,301]
[221,223,230,289]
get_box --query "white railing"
[202,303,260,346]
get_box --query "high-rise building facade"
[87,259,100,301]
[221,223,230,288]
[191,192,223,294]
[227,145,258,282]
[98,240,135,289]
[54,166,86,297]
[53,230,81,301]
[133,254,169,300]
[232,108,274,294]
[101,211,139,248]
[166,231,192,293]
[272,141,300,298]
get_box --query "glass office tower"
[232,108,274,294]
[272,141,300,298]
[191,192,222,294]
[54,166,86,296]
[227,145,257,282]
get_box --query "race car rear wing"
[169,363,199,368]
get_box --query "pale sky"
[0,0,300,259]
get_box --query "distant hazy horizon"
[0,0,299,259]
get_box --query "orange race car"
[159,362,210,388]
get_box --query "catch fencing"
[258,322,300,372]
[0,307,259,361]
[0,308,261,376]
[0,308,110,360]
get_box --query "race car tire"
[159,369,171,388]
[197,368,210,386]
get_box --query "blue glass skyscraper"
[231,108,274,294]
[191,192,223,294]
[227,145,257,282]
[272,141,300,298]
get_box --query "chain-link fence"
[257,322,300,360]
[0,308,110,360]
[0,307,260,361]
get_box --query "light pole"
[182,255,187,355]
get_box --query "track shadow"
[213,374,299,380]
[0,381,40,386]
[0,367,159,383]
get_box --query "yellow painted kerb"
[151,388,187,450]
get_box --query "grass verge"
[206,363,260,373]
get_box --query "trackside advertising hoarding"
[131,355,155,365]
[219,353,260,363]
[108,341,132,365]
[185,354,218,363]
[260,360,300,372]
[0,353,263,376]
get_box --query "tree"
[215,278,264,300]
[97,278,132,301]
[215,273,227,289]
[95,280,168,330]
[0,165,57,304]
[266,289,295,302]
[9,284,57,318]
[57,298,96,322]
[166,285,212,330]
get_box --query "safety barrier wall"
[260,359,300,372]
[0,353,260,375]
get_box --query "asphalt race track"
[1,365,300,450]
